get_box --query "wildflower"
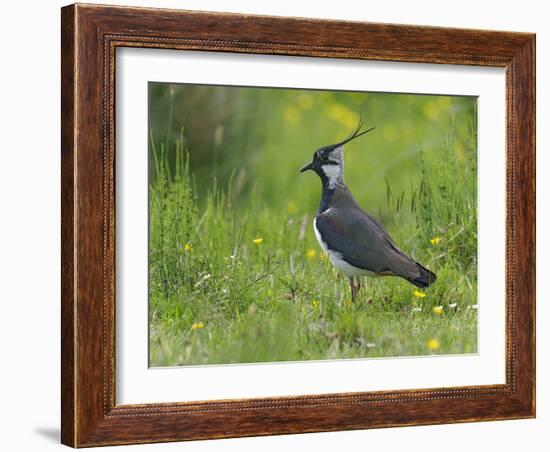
[183,242,192,252]
[326,103,356,129]
[319,253,327,262]
[412,307,422,312]
[414,290,427,299]
[311,300,320,310]
[191,322,205,330]
[306,248,317,259]
[429,236,442,245]
[432,306,444,315]
[252,238,263,245]
[194,273,212,288]
[426,338,440,351]
[448,302,458,309]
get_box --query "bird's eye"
[320,153,329,161]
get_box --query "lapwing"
[300,120,436,301]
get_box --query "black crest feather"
[333,115,375,149]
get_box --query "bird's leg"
[356,279,362,299]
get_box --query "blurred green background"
[148,82,478,366]
[148,83,476,227]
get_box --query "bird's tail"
[408,262,437,289]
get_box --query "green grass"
[148,123,478,366]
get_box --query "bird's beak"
[300,161,314,173]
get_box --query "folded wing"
[315,207,436,287]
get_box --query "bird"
[300,119,436,301]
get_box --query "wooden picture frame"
[61,3,535,447]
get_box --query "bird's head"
[300,119,375,188]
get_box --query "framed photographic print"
[61,3,535,447]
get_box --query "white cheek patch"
[321,164,342,188]
[331,146,344,160]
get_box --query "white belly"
[313,217,374,279]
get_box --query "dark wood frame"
[61,3,536,447]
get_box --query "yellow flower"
[183,242,192,252]
[414,290,427,298]
[426,338,440,351]
[311,300,320,310]
[306,248,317,259]
[325,103,356,129]
[191,322,205,330]
[430,236,442,245]
[252,238,263,245]
[432,306,444,315]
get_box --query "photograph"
[148,83,479,367]
[53,2,536,447]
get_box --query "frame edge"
[510,33,536,418]
[61,3,77,448]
